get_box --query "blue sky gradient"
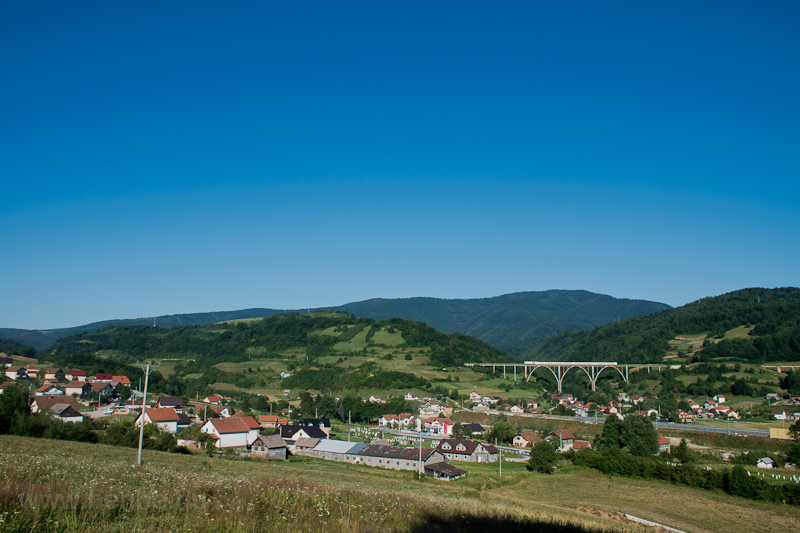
[2,2,798,329]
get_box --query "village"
[4,357,799,482]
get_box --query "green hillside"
[0,308,288,351]
[44,311,516,403]
[336,290,670,354]
[525,287,800,364]
[1,290,669,352]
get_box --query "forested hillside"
[336,290,670,354]
[524,288,800,364]
[1,290,669,352]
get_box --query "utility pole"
[496,438,501,477]
[135,361,160,466]
[419,432,423,479]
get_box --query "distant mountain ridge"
[336,291,670,354]
[0,290,670,352]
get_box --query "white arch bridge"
[464,361,669,393]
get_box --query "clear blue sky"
[1,2,798,330]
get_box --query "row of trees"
[0,386,184,453]
[571,448,800,505]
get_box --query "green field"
[2,435,798,532]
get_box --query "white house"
[657,435,671,454]
[50,404,84,423]
[135,407,180,434]
[201,417,252,449]
[5,367,28,380]
[757,457,775,469]
[397,413,417,429]
[378,414,399,427]
[231,414,261,445]
[713,395,726,404]
[35,385,63,397]
[510,405,524,414]
[424,417,453,436]
[65,370,87,382]
[512,432,540,448]
[64,381,91,398]
[772,410,787,420]
[469,391,481,403]
[404,392,419,401]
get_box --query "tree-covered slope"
[0,308,287,351]
[1,290,669,352]
[524,287,800,364]
[336,290,670,354]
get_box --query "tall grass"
[0,436,641,533]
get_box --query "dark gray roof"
[50,404,82,418]
[254,435,287,449]
[436,439,482,455]
[296,426,328,439]
[346,442,369,454]
[158,396,183,407]
[294,437,321,449]
[278,425,302,438]
[301,418,331,427]
[358,444,437,461]
[425,461,466,477]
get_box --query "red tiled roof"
[206,417,250,434]
[143,407,181,423]
[518,432,540,442]
[658,435,670,445]
[238,415,260,430]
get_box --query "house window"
[456,444,466,451]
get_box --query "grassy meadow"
[2,436,799,533]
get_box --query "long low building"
[293,439,466,480]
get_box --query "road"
[652,420,770,438]
[85,403,119,419]
[469,410,773,438]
